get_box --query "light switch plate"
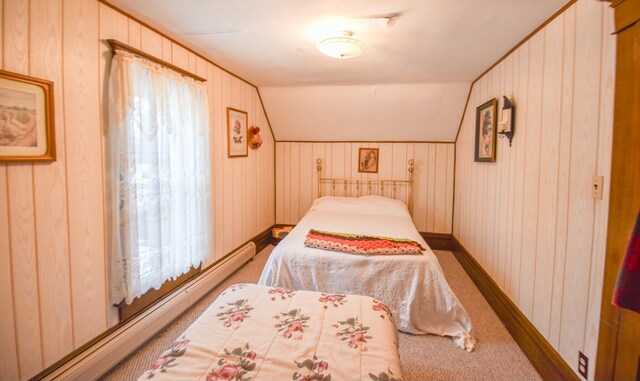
[592,175,603,199]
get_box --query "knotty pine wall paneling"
[549,7,576,347]
[0,1,275,379]
[66,0,107,349]
[5,0,47,377]
[31,0,75,369]
[453,1,614,379]
[532,16,562,336]
[276,142,454,234]
[0,3,19,372]
[0,2,19,379]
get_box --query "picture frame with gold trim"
[0,69,55,162]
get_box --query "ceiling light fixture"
[316,31,367,59]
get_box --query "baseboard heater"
[43,242,257,381]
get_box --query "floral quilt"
[139,283,403,381]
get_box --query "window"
[108,50,212,305]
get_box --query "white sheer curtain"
[108,50,212,304]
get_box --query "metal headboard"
[316,158,415,216]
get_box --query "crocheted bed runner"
[304,229,425,255]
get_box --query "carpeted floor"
[100,246,541,381]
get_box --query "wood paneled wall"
[0,1,275,379]
[275,142,454,234]
[595,1,640,379]
[453,1,615,380]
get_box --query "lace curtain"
[108,50,212,304]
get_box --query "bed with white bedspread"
[258,196,475,351]
[138,283,402,381]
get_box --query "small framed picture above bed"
[358,147,379,173]
[227,107,248,158]
[474,98,497,162]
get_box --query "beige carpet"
[100,246,541,381]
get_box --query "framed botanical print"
[227,107,248,158]
[358,148,379,173]
[474,98,497,162]
[0,70,55,162]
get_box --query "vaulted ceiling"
[107,0,568,141]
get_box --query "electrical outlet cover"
[578,351,588,379]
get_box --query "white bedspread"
[138,283,403,381]
[259,196,475,351]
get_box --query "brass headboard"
[316,158,415,216]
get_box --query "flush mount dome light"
[316,31,367,59]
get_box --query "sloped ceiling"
[261,83,470,142]
[106,0,568,141]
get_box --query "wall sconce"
[497,96,515,146]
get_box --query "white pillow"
[309,195,410,217]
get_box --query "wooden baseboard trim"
[450,236,579,381]
[419,232,454,250]
[254,225,273,254]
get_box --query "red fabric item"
[304,229,424,255]
[612,210,640,313]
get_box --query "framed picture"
[474,98,497,162]
[358,148,379,173]
[0,70,55,162]
[227,107,247,158]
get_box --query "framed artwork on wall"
[227,107,248,157]
[0,69,55,162]
[358,147,379,173]
[474,98,497,162]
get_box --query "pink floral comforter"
[139,283,403,381]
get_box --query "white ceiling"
[260,83,470,141]
[108,0,568,87]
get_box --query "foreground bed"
[139,283,403,381]
[259,196,475,351]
